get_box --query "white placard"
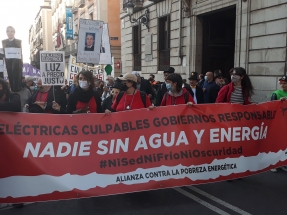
[4,47,21,59]
[40,51,65,86]
[0,48,4,72]
[0,60,4,72]
[77,19,103,64]
[99,24,112,65]
[67,55,83,85]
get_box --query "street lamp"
[126,2,150,31]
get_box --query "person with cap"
[0,78,21,112]
[25,79,61,113]
[131,71,155,100]
[185,72,204,104]
[160,73,195,106]
[202,71,216,103]
[216,67,254,105]
[207,70,225,103]
[53,70,102,114]
[105,73,152,114]
[102,75,114,101]
[155,67,175,106]
[102,82,122,112]
[270,75,287,173]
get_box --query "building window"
[133,25,141,71]
[89,12,93,20]
[158,16,170,71]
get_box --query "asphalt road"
[1,170,286,215]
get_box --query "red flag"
[56,21,62,48]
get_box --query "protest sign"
[4,47,21,59]
[99,24,112,65]
[0,48,4,73]
[1,101,287,203]
[93,68,104,80]
[77,19,103,64]
[67,55,82,85]
[40,51,65,85]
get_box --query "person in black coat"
[2,26,23,92]
[208,70,225,103]
[0,78,21,112]
[185,72,204,104]
[53,70,102,114]
[25,79,61,113]
[132,71,155,100]
[154,67,175,106]
[102,82,122,112]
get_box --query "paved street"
[1,170,286,215]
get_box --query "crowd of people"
[1,66,287,116]
[0,66,287,200]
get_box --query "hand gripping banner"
[0,101,287,203]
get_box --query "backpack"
[116,91,147,108]
[164,91,189,105]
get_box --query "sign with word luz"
[40,51,65,85]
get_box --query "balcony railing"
[76,0,85,8]
[123,0,144,10]
[158,50,170,71]
[72,6,78,14]
[133,53,141,71]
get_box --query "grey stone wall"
[248,0,287,102]
[120,0,287,102]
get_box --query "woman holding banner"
[53,70,102,114]
[105,73,152,114]
[270,75,287,173]
[160,73,194,106]
[216,67,254,104]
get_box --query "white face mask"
[231,75,241,83]
[79,80,89,89]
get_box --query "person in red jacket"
[105,73,152,114]
[160,73,194,106]
[216,67,254,105]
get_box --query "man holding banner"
[2,26,23,92]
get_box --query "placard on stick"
[40,51,65,85]
[77,19,103,64]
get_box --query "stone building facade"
[120,0,287,102]
[29,1,53,69]
[50,0,121,76]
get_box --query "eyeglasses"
[217,77,224,79]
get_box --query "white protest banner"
[0,60,4,73]
[40,51,65,85]
[67,55,82,85]
[77,19,103,64]
[93,68,104,80]
[0,48,4,71]
[99,24,112,65]
[4,47,21,59]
